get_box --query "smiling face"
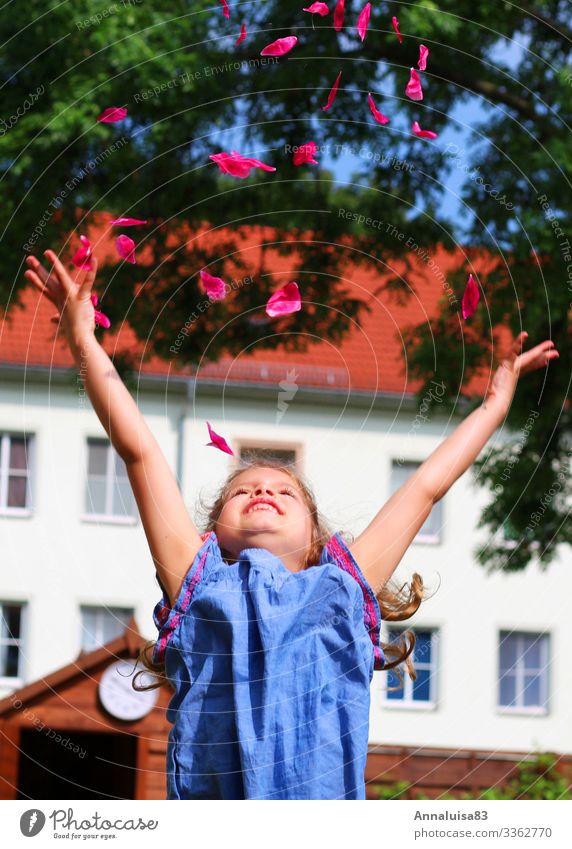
[215,467,314,572]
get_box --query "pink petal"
[303,2,329,15]
[235,23,247,44]
[72,234,93,269]
[391,16,403,44]
[367,93,390,125]
[357,3,371,42]
[206,422,235,456]
[405,68,423,101]
[265,281,302,317]
[333,0,345,31]
[411,120,438,139]
[116,234,136,264]
[260,36,298,57]
[219,0,230,19]
[110,217,147,226]
[418,44,429,71]
[200,269,227,301]
[210,151,251,178]
[461,274,480,319]
[292,141,318,166]
[90,294,110,329]
[230,150,276,172]
[97,107,128,123]
[322,70,342,111]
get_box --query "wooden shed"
[0,619,171,800]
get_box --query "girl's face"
[215,468,314,572]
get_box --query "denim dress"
[153,531,385,800]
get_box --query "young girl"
[25,249,559,800]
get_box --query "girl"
[25,249,559,800]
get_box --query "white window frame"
[234,440,304,473]
[381,625,439,711]
[79,605,134,652]
[81,437,138,525]
[390,459,443,544]
[497,631,550,716]
[0,433,34,517]
[0,601,27,685]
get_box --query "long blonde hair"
[135,457,426,690]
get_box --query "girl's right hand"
[24,249,99,344]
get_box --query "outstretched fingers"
[43,249,73,295]
[77,256,98,299]
[519,339,559,374]
[24,263,57,306]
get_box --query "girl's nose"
[254,484,274,496]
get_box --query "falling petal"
[219,0,230,18]
[357,3,371,42]
[322,70,342,111]
[116,234,136,264]
[110,218,147,226]
[391,16,403,43]
[200,269,227,301]
[230,150,276,172]
[72,235,93,269]
[210,151,251,178]
[367,93,390,125]
[303,2,329,14]
[333,0,345,31]
[292,141,318,166]
[235,23,247,44]
[90,294,111,329]
[418,44,429,71]
[97,107,127,123]
[266,281,302,317]
[461,274,480,319]
[206,422,235,455]
[411,120,438,139]
[260,36,298,56]
[405,68,423,101]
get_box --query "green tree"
[1,2,569,571]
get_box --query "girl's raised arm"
[25,250,203,606]
[348,332,559,593]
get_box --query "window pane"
[412,668,431,701]
[101,608,132,643]
[391,461,441,538]
[523,673,543,707]
[499,635,518,671]
[2,605,22,640]
[7,475,27,508]
[114,453,128,476]
[85,478,107,514]
[522,635,543,669]
[88,441,108,476]
[9,438,28,470]
[0,642,20,677]
[413,632,432,664]
[112,479,135,517]
[386,669,404,700]
[499,673,516,707]
[239,447,296,465]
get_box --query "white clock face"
[98,660,159,721]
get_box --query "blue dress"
[153,531,385,800]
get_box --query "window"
[83,438,137,521]
[390,460,443,543]
[0,602,25,679]
[498,632,549,712]
[0,433,33,514]
[80,606,134,652]
[383,627,438,707]
[237,443,301,468]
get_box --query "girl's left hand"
[485,331,560,409]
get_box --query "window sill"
[382,699,437,711]
[496,706,549,717]
[412,534,441,545]
[80,514,138,526]
[0,509,33,519]
[0,676,23,689]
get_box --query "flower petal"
[411,120,438,139]
[210,151,251,178]
[303,2,329,14]
[333,0,345,31]
[97,107,127,123]
[90,294,110,329]
[357,3,371,42]
[367,92,390,125]
[461,274,480,319]
[260,36,298,56]
[206,422,235,455]
[405,67,423,101]
[292,141,318,165]
[72,235,93,269]
[110,217,147,226]
[116,234,136,264]
[218,0,230,19]
[322,70,342,111]
[418,44,429,71]
[391,15,403,43]
[265,281,302,317]
[230,150,276,172]
[200,269,227,301]
[235,22,247,44]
